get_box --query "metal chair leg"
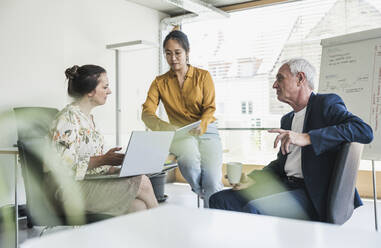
[40,226,53,237]
[197,195,200,208]
[372,160,378,231]
[40,226,78,237]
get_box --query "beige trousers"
[55,175,142,216]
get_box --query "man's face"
[272,64,300,104]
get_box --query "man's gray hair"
[284,58,316,90]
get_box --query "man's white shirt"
[284,107,306,178]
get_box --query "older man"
[209,58,373,222]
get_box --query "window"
[241,101,247,114]
[248,101,253,115]
[240,101,253,115]
[183,0,381,164]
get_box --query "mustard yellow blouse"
[142,65,216,134]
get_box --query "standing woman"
[142,30,222,207]
[50,64,158,216]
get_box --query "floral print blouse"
[50,104,111,180]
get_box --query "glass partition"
[219,129,278,165]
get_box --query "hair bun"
[65,65,80,80]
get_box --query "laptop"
[85,131,175,180]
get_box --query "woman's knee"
[136,176,158,208]
[138,175,154,195]
[128,199,147,213]
[177,154,201,168]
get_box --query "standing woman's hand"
[189,125,202,136]
[166,124,179,131]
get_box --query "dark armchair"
[326,142,364,224]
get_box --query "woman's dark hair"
[65,64,106,98]
[163,30,190,52]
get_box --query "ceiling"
[126,0,271,16]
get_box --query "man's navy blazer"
[261,93,373,221]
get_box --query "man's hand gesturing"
[268,129,311,155]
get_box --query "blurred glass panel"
[219,129,278,165]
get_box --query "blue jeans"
[244,189,316,220]
[209,176,317,220]
[170,123,223,208]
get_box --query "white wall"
[0,0,166,205]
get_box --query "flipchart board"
[319,28,381,160]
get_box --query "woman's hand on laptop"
[88,147,124,170]
[108,166,121,174]
[102,147,125,166]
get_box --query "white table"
[0,147,19,247]
[21,205,381,248]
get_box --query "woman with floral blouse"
[50,64,158,215]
